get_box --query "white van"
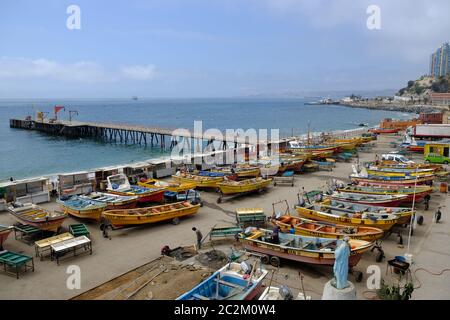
[381,153,414,164]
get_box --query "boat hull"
[0,227,13,248]
[273,217,384,242]
[218,179,272,195]
[60,206,105,221]
[172,175,223,189]
[102,202,201,228]
[10,214,65,232]
[241,240,365,267]
[336,186,432,204]
[295,206,396,231]
[352,176,433,187]
[108,189,165,203]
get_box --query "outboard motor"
[279,285,294,300]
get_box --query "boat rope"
[412,267,450,290]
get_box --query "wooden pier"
[9,119,287,150]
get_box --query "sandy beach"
[1,133,450,300]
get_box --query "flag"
[54,105,65,114]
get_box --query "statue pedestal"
[321,280,356,300]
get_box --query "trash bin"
[440,182,448,193]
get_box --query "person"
[272,225,280,244]
[333,236,351,290]
[424,194,431,211]
[192,227,203,250]
[9,177,14,182]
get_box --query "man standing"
[192,227,203,250]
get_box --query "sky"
[0,0,449,98]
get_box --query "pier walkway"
[9,118,286,149]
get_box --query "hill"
[397,75,450,99]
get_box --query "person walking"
[192,227,203,250]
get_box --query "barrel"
[440,182,448,193]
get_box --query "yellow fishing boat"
[272,215,384,242]
[138,178,196,193]
[295,202,398,231]
[210,165,260,178]
[217,177,272,195]
[171,173,223,189]
[102,201,201,228]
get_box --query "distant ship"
[132,96,138,100]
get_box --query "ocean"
[0,98,410,181]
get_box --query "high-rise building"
[429,42,450,78]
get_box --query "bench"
[209,227,243,241]
[0,250,35,279]
[34,232,74,260]
[214,278,244,289]
[13,223,44,245]
[69,224,90,238]
[50,236,92,265]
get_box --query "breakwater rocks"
[333,101,446,114]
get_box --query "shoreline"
[2,125,374,183]
[333,101,446,113]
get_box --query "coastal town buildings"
[430,42,450,78]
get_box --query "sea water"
[0,98,410,180]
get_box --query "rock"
[146,291,153,300]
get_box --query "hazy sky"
[0,0,449,98]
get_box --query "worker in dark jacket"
[272,225,280,244]
[192,227,203,250]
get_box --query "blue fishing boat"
[176,262,268,300]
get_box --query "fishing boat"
[376,161,442,172]
[107,174,165,203]
[350,166,434,186]
[366,166,434,178]
[288,141,339,154]
[368,128,399,134]
[335,185,433,203]
[7,203,67,232]
[171,173,224,189]
[272,216,384,241]
[0,225,13,249]
[80,192,138,209]
[330,191,409,206]
[57,196,107,221]
[320,198,413,226]
[138,178,196,193]
[295,200,398,231]
[101,201,201,228]
[176,262,268,300]
[239,228,372,267]
[279,158,306,173]
[217,177,272,196]
[211,165,260,178]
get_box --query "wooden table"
[34,233,74,260]
[50,236,92,265]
